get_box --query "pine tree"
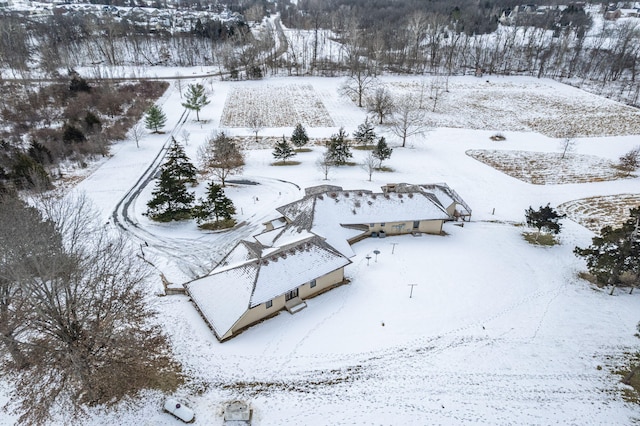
[146,139,196,221]
[575,207,640,291]
[353,117,376,146]
[372,136,393,167]
[181,83,210,122]
[272,136,296,164]
[192,182,236,224]
[326,127,352,166]
[290,123,309,149]
[525,203,566,241]
[164,137,197,186]
[144,105,167,133]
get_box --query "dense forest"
[0,0,636,98]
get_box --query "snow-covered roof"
[213,240,261,271]
[278,188,451,228]
[186,258,259,339]
[250,237,350,306]
[186,235,350,339]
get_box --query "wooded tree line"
[2,1,638,104]
[0,12,252,74]
[277,1,639,104]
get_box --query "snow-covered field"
[466,150,624,185]
[2,75,640,425]
[559,193,640,233]
[385,78,640,137]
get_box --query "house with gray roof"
[185,183,470,341]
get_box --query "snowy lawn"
[2,75,640,425]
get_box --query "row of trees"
[0,192,181,424]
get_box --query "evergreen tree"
[164,137,197,186]
[28,140,53,165]
[525,204,565,240]
[181,83,210,122]
[192,182,236,224]
[144,105,167,133]
[372,136,393,167]
[146,139,196,221]
[10,152,50,190]
[326,127,352,166]
[291,123,309,148]
[353,117,376,146]
[575,207,640,291]
[272,136,296,164]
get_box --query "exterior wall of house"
[367,219,443,235]
[444,203,456,217]
[226,267,346,339]
[418,219,444,234]
[299,268,344,299]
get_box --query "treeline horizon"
[0,0,638,107]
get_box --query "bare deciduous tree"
[390,96,427,147]
[559,132,576,160]
[340,67,375,108]
[180,129,191,146]
[248,112,265,144]
[361,152,378,181]
[0,194,182,425]
[429,76,445,112]
[198,131,245,187]
[366,87,394,124]
[129,122,144,148]
[316,150,334,180]
[618,146,640,177]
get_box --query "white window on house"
[266,300,272,309]
[310,279,316,288]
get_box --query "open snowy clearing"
[466,149,626,185]
[2,75,640,425]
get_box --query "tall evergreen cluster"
[147,138,197,222]
[147,137,236,226]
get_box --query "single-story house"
[185,234,351,341]
[186,183,470,341]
